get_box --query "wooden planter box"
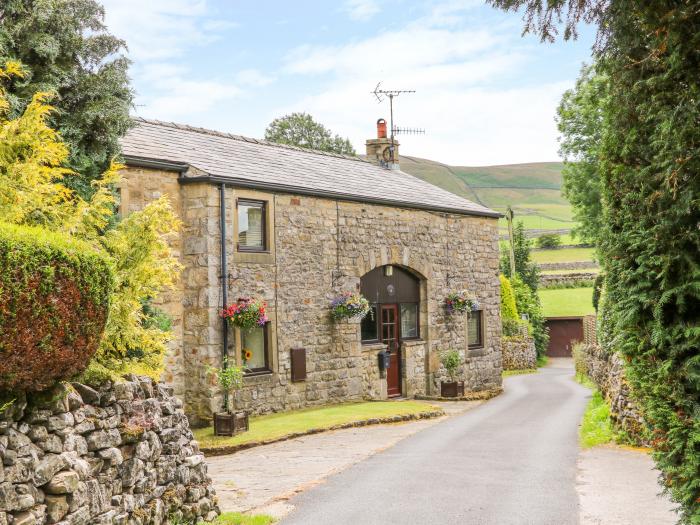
[440,381,465,398]
[213,411,249,437]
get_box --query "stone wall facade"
[574,344,647,443]
[0,377,218,525]
[120,167,503,425]
[501,335,537,370]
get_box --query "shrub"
[499,274,519,323]
[511,275,549,357]
[440,350,460,382]
[0,222,112,391]
[536,233,561,249]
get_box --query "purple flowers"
[445,290,479,314]
[330,291,370,321]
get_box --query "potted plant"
[330,291,371,321]
[440,349,464,398]
[211,358,249,436]
[445,290,479,314]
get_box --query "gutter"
[122,154,189,173]
[181,175,503,219]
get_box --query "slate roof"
[120,118,499,218]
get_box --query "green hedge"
[0,222,112,392]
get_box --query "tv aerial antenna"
[371,82,424,164]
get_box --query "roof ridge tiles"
[131,117,369,163]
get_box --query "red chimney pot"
[376,119,387,139]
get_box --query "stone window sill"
[243,371,274,384]
[402,339,425,347]
[361,342,387,352]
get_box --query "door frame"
[380,303,402,397]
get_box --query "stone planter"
[213,411,249,436]
[440,381,465,398]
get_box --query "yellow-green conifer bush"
[0,61,180,391]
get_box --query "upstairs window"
[238,199,266,252]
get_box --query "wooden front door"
[380,304,402,397]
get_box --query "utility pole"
[506,206,516,278]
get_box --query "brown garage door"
[545,317,584,357]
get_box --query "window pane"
[238,201,264,249]
[242,327,266,370]
[468,311,482,347]
[400,303,418,338]
[361,304,378,341]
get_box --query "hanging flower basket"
[445,290,479,314]
[221,297,268,330]
[330,291,371,321]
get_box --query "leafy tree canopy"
[500,220,539,292]
[0,0,133,198]
[265,112,356,156]
[557,64,606,245]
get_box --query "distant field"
[539,287,595,317]
[540,268,600,275]
[531,247,596,264]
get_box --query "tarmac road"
[282,361,590,525]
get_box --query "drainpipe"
[219,183,229,411]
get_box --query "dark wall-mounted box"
[290,347,306,382]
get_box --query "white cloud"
[278,2,567,164]
[343,0,381,21]
[100,0,265,124]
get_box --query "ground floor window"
[361,304,379,341]
[241,324,270,373]
[468,310,484,349]
[400,303,419,338]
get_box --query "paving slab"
[577,445,678,525]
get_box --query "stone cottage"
[119,118,503,425]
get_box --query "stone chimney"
[366,118,399,169]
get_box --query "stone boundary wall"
[501,336,537,370]
[574,344,647,443]
[0,377,218,525]
[538,261,599,271]
[539,272,597,288]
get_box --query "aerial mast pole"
[371,83,423,166]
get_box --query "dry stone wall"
[0,377,218,525]
[575,344,648,443]
[501,335,537,370]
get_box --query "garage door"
[545,317,584,357]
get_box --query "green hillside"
[399,157,575,233]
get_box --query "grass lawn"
[531,247,596,264]
[539,287,595,317]
[212,513,275,525]
[194,400,438,450]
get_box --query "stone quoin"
[118,118,503,426]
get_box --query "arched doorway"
[360,265,421,397]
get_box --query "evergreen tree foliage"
[265,112,356,155]
[499,274,519,322]
[511,275,549,358]
[0,0,133,198]
[0,63,179,382]
[488,1,700,519]
[500,221,539,291]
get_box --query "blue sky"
[101,0,595,165]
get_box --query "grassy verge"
[212,513,276,525]
[579,389,614,448]
[531,246,595,264]
[194,400,439,451]
[502,368,537,377]
[537,355,549,367]
[538,287,594,317]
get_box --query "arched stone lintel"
[356,246,431,282]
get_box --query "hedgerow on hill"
[0,61,180,390]
[488,1,700,520]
